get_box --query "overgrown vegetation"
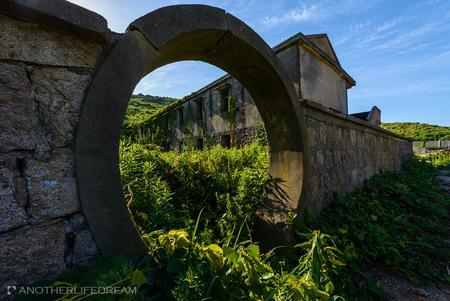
[303,158,450,294]
[119,141,269,243]
[382,122,450,141]
[424,153,450,170]
[31,96,449,300]
[40,140,449,300]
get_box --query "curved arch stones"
[75,5,306,256]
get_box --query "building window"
[221,134,231,148]
[177,107,184,127]
[179,141,184,153]
[219,85,231,112]
[196,138,204,150]
[195,98,203,121]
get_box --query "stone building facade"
[0,1,411,296]
[144,32,410,213]
[146,33,383,150]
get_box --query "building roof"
[350,111,371,120]
[272,32,355,86]
[304,34,340,65]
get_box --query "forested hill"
[131,93,178,105]
[382,122,450,141]
[123,94,179,131]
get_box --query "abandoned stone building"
[144,33,382,150]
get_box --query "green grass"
[32,142,449,300]
[382,122,450,141]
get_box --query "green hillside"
[382,122,450,141]
[123,95,178,130]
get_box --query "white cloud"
[376,16,403,32]
[261,5,319,27]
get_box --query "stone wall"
[0,2,108,294]
[413,140,450,154]
[302,100,412,214]
[236,126,260,146]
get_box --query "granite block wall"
[413,140,450,154]
[301,101,412,214]
[0,10,105,293]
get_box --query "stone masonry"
[302,101,412,213]
[0,3,107,295]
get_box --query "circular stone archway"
[75,5,305,256]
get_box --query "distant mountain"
[382,122,450,141]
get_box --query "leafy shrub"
[119,140,269,242]
[51,227,345,301]
[424,153,450,170]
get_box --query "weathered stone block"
[357,130,364,148]
[319,122,327,145]
[334,127,342,145]
[72,229,98,267]
[66,213,98,267]
[13,176,28,207]
[316,150,324,165]
[0,14,102,68]
[0,165,28,232]
[30,67,91,148]
[307,126,317,148]
[0,61,40,152]
[325,150,333,169]
[441,140,450,148]
[349,129,356,146]
[334,150,342,165]
[26,149,79,221]
[0,220,66,291]
[425,141,439,148]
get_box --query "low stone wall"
[301,100,412,214]
[413,140,450,155]
[0,2,108,294]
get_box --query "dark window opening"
[164,115,169,130]
[177,107,184,127]
[179,141,184,153]
[221,134,231,148]
[219,85,231,112]
[240,86,246,103]
[196,138,204,150]
[195,98,203,121]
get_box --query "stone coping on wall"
[301,99,412,142]
[0,0,111,43]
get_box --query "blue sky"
[69,0,450,125]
